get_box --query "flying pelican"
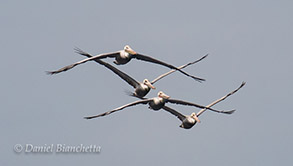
[63,48,206,98]
[163,82,246,129]
[47,45,205,82]
[84,91,235,119]
[75,47,208,85]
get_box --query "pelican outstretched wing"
[132,53,205,82]
[197,82,246,117]
[151,54,209,84]
[166,99,235,114]
[84,98,153,119]
[151,54,208,84]
[47,51,120,75]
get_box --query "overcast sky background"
[1,0,292,165]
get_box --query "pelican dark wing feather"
[197,82,246,117]
[76,48,120,59]
[162,106,185,121]
[183,54,208,66]
[47,51,120,75]
[84,99,153,119]
[132,53,205,82]
[166,99,235,114]
[74,48,140,88]
[151,54,208,84]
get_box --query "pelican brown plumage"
[46,45,205,82]
[162,82,246,129]
[84,91,234,119]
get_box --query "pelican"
[75,47,208,85]
[47,45,205,82]
[79,48,207,98]
[49,48,207,98]
[84,91,234,119]
[163,82,246,129]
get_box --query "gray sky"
[1,0,292,165]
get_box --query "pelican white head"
[143,79,156,89]
[124,45,137,54]
[191,112,200,123]
[158,91,170,99]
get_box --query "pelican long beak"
[193,114,201,123]
[124,45,137,54]
[128,49,137,55]
[159,92,170,99]
[146,82,156,89]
